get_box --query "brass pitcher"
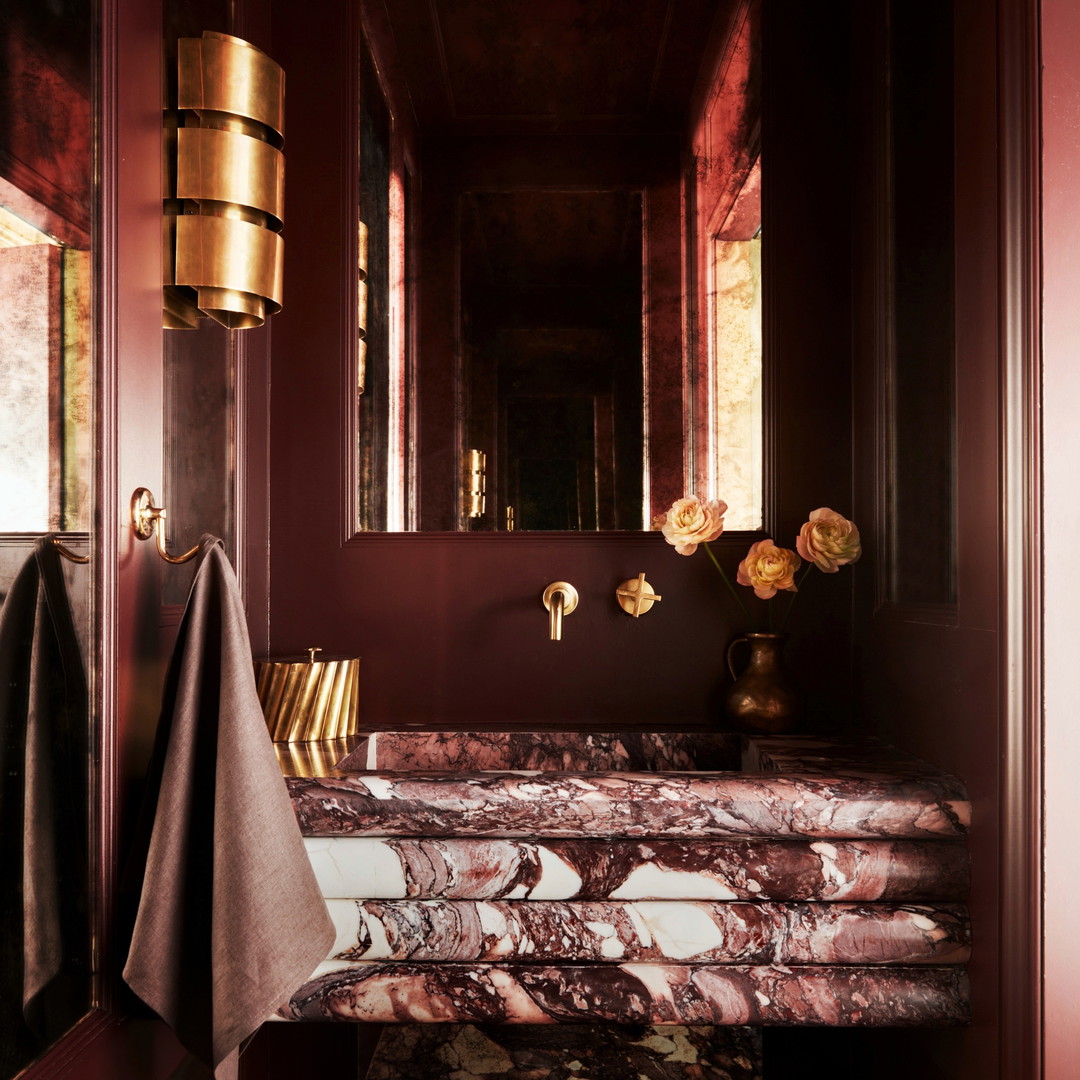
[723,632,801,733]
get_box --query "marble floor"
[363,1023,762,1080]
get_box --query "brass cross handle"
[616,573,662,617]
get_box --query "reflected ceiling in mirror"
[461,189,644,532]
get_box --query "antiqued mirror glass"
[354,0,762,533]
[0,0,97,1076]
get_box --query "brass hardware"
[506,505,515,531]
[541,581,579,642]
[273,736,355,777]
[52,537,91,564]
[130,487,200,564]
[357,220,368,394]
[358,219,369,278]
[357,278,368,334]
[616,573,663,618]
[464,449,486,518]
[164,31,286,330]
[254,651,360,741]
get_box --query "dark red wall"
[262,2,1018,1076]
[263,0,862,732]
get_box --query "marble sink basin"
[334,729,741,773]
[284,731,970,841]
[279,733,972,1027]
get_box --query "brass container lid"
[254,647,360,742]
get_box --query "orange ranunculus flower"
[737,539,801,599]
[796,507,862,573]
[655,496,727,556]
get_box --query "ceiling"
[462,190,641,288]
[378,0,733,136]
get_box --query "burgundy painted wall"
[843,0,1028,1076]
[264,1,861,732]
[262,0,1030,1074]
[23,0,1048,1075]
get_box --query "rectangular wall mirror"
[352,0,762,534]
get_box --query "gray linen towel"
[123,536,334,1079]
[0,536,90,1076]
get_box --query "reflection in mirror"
[462,190,644,531]
[0,0,97,1075]
[357,41,394,531]
[354,0,763,533]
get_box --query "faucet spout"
[549,589,565,641]
[541,581,579,642]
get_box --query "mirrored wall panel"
[0,1,97,1075]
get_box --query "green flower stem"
[703,541,752,624]
[777,563,815,634]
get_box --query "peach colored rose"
[737,539,801,599]
[796,507,862,573]
[655,496,727,556]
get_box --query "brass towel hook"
[130,487,199,564]
[52,537,91,564]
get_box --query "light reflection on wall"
[710,234,763,531]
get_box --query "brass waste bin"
[254,648,359,742]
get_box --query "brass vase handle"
[726,636,749,681]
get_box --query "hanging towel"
[0,536,90,1077]
[123,536,334,1080]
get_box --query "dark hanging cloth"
[0,535,91,1077]
[123,536,334,1080]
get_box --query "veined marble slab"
[365,1023,762,1080]
[325,899,970,965]
[303,836,968,901]
[288,768,967,839]
[743,735,950,780]
[280,961,970,1026]
[338,730,741,772]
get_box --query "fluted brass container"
[254,650,360,742]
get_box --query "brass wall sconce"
[164,31,285,330]
[464,449,486,518]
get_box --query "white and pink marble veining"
[279,734,971,1029]
[337,730,741,773]
[287,732,969,840]
[288,768,968,840]
[324,899,970,965]
[280,961,970,1026]
[303,836,968,901]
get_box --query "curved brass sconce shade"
[164,31,285,330]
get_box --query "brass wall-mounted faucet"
[541,581,579,641]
